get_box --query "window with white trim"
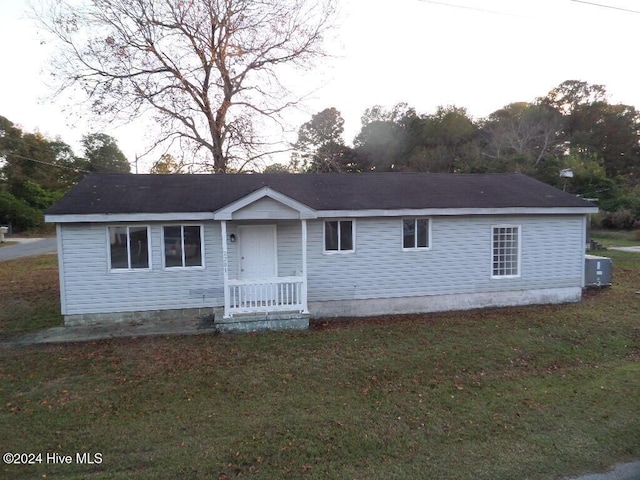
[324,220,354,252]
[108,226,150,270]
[163,225,204,268]
[403,218,430,250]
[492,225,520,277]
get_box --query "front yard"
[0,250,639,479]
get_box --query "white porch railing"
[225,276,307,317]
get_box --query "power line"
[416,0,523,18]
[1,153,89,173]
[419,0,640,16]
[570,0,640,14]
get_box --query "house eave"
[45,212,214,223]
[45,206,597,224]
[317,206,598,218]
[45,207,598,223]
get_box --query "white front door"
[238,225,277,280]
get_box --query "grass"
[0,255,63,339]
[592,228,640,247]
[0,251,639,479]
[0,241,18,248]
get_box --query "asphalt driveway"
[0,237,57,261]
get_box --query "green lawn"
[592,228,640,247]
[0,255,63,338]
[0,252,638,479]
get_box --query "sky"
[1,0,639,172]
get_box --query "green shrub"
[590,212,604,229]
[0,191,44,231]
[600,209,639,230]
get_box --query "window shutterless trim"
[401,217,431,251]
[106,225,152,272]
[491,224,521,278]
[161,224,206,270]
[323,219,356,254]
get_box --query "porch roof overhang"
[213,186,318,220]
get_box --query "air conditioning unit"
[585,255,612,287]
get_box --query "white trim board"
[46,206,597,224]
[46,212,214,223]
[317,206,598,218]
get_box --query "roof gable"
[214,186,317,220]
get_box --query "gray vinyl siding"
[59,222,223,315]
[233,197,300,220]
[223,221,302,280]
[277,222,303,277]
[58,215,585,316]
[305,215,585,302]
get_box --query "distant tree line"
[3,79,640,232]
[0,116,129,231]
[285,80,640,229]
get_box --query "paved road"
[0,237,57,262]
[609,246,640,253]
[570,462,640,480]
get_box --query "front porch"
[226,276,306,316]
[215,187,316,324]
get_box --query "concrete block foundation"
[65,307,309,333]
[64,307,215,327]
[63,287,581,332]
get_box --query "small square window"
[325,220,354,252]
[403,218,430,250]
[108,226,150,270]
[163,225,203,268]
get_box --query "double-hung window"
[492,225,520,278]
[324,220,354,253]
[163,225,203,268]
[403,218,430,250]
[108,226,150,270]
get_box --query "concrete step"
[215,311,309,333]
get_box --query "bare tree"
[35,0,336,172]
[482,102,562,168]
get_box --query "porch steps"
[215,311,309,333]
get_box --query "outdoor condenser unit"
[584,254,612,287]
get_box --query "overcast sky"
[1,0,639,172]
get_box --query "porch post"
[221,220,231,318]
[301,219,309,314]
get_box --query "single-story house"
[44,173,598,331]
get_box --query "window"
[403,218,430,249]
[492,225,520,277]
[108,226,150,270]
[163,225,203,268]
[324,220,354,252]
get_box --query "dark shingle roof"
[45,172,596,216]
